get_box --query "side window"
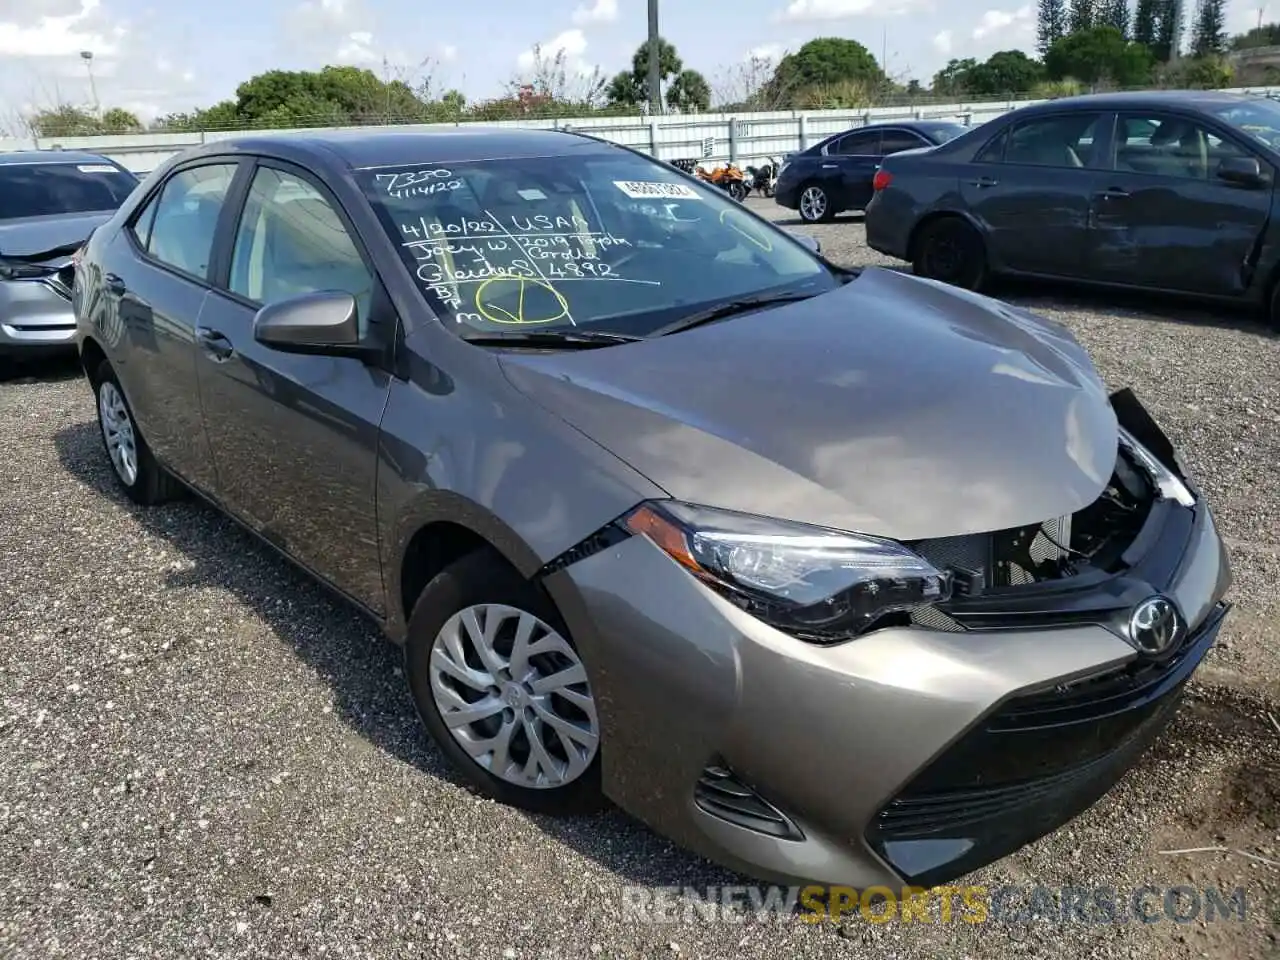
[145,164,239,279]
[829,131,881,156]
[975,128,1008,163]
[228,166,374,336]
[1114,113,1253,180]
[880,131,928,156]
[129,193,160,249]
[1003,113,1104,168]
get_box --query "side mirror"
[253,290,369,357]
[1217,155,1267,187]
[786,228,821,254]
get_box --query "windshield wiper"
[650,291,820,337]
[460,328,643,348]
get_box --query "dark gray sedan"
[866,90,1280,325]
[73,127,1231,891]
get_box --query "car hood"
[498,267,1118,541]
[0,212,112,261]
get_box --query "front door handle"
[1096,187,1130,199]
[821,163,838,169]
[104,273,126,294]
[967,176,999,188]
[195,326,234,361]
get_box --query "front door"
[1086,111,1273,295]
[194,160,395,613]
[959,110,1108,278]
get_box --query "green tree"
[1230,22,1280,49]
[1098,0,1131,36]
[1133,0,1161,46]
[30,105,101,137]
[99,107,143,133]
[1152,0,1186,60]
[931,58,980,96]
[666,69,711,112]
[1068,0,1097,33]
[1038,0,1068,55]
[1045,24,1156,85]
[606,36,683,109]
[931,51,1044,97]
[1191,0,1226,56]
[765,37,883,107]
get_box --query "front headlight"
[1118,428,1195,508]
[623,501,951,643]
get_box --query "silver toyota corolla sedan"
[73,128,1232,891]
[0,150,137,372]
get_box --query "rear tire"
[1266,278,1280,330]
[403,549,605,816]
[91,360,182,506]
[912,217,988,291]
[798,183,834,223]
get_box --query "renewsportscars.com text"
[620,884,1250,925]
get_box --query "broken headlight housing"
[624,500,951,643]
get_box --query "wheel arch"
[906,209,986,264]
[387,491,555,644]
[79,336,108,384]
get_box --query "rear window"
[0,161,138,221]
[922,123,968,143]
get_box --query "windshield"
[923,123,968,143]
[1208,97,1280,150]
[0,161,138,221]
[359,150,839,337]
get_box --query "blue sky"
[0,0,1265,129]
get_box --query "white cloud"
[972,4,1034,40]
[747,43,786,62]
[933,30,952,53]
[439,43,457,61]
[571,0,617,25]
[516,28,588,70]
[779,0,875,19]
[0,0,119,57]
[335,29,376,64]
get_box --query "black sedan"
[866,90,1280,325]
[774,120,969,223]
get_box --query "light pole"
[647,0,661,115]
[80,50,99,114]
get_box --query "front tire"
[404,549,604,815]
[92,360,182,505]
[912,217,988,291]
[798,183,833,223]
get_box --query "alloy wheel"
[428,603,599,789]
[799,186,827,221]
[98,381,138,486]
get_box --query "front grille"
[865,602,1228,887]
[694,763,804,841]
[912,514,1074,591]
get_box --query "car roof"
[192,127,615,171]
[1013,89,1263,116]
[0,149,120,166]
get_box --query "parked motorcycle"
[695,162,749,202]
[745,158,779,198]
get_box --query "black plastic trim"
[535,521,632,578]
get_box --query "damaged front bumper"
[540,390,1231,889]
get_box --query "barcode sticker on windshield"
[77,164,117,173]
[613,180,701,200]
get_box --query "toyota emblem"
[1128,596,1183,655]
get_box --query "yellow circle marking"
[474,274,570,325]
[720,207,773,252]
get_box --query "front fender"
[375,342,665,640]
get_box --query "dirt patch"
[1141,687,1280,960]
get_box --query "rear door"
[194,159,395,612]
[959,111,1109,277]
[1086,110,1273,295]
[827,129,883,211]
[91,160,246,496]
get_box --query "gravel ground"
[1,198,1277,960]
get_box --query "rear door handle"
[821,163,838,169]
[1096,187,1130,199]
[195,326,234,361]
[967,177,999,188]
[104,273,125,294]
